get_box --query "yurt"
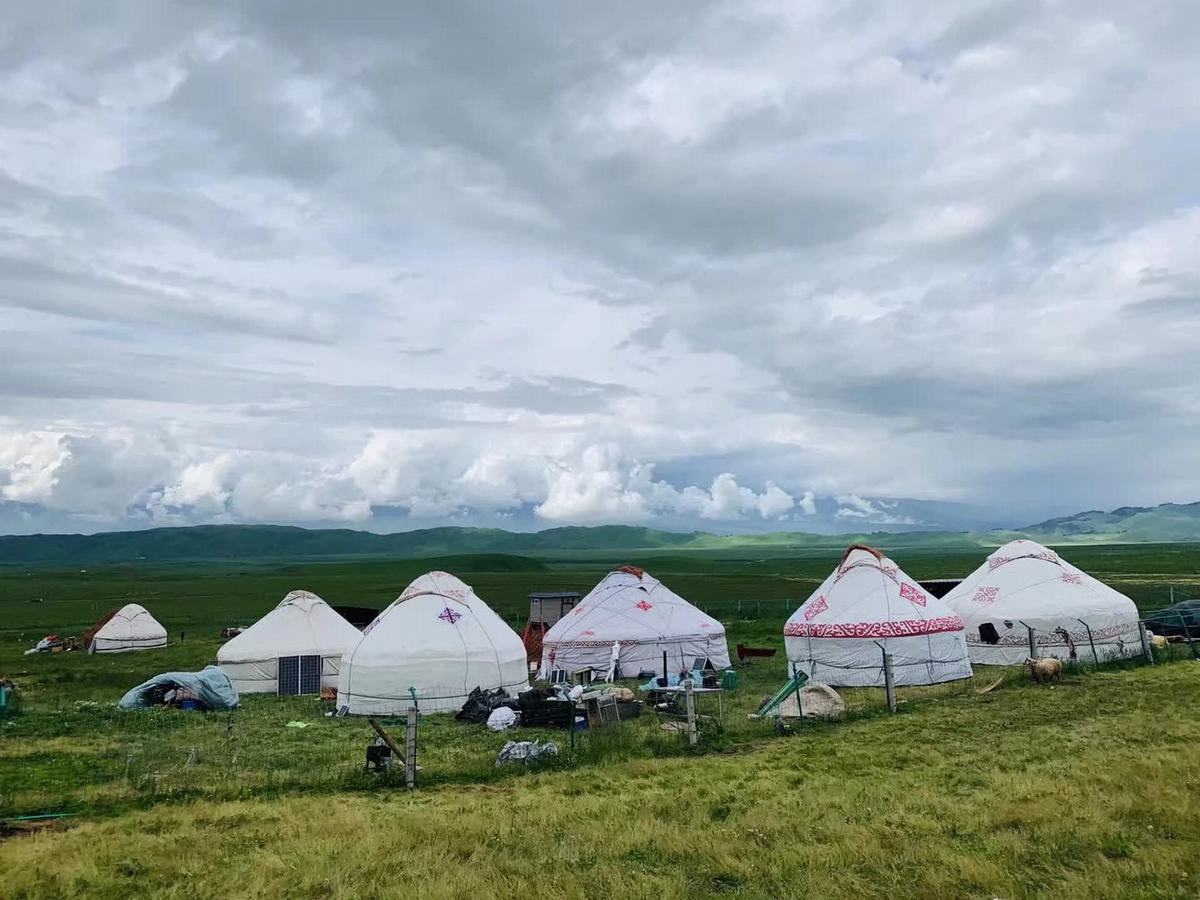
[85,603,167,654]
[539,566,731,678]
[217,590,363,695]
[784,545,972,687]
[337,572,528,714]
[943,540,1141,665]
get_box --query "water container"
[721,670,739,690]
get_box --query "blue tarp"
[118,665,240,710]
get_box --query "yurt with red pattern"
[784,545,972,687]
[539,566,731,678]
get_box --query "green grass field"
[1,544,1198,897]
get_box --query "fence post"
[882,651,897,713]
[1027,626,1037,660]
[685,679,697,746]
[1077,619,1100,667]
[791,662,804,724]
[405,707,418,789]
[1138,621,1154,665]
[1177,612,1200,660]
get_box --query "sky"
[1,1,1198,536]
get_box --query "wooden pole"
[685,679,697,746]
[1027,625,1037,660]
[367,717,405,764]
[405,707,418,789]
[1138,621,1154,665]
[882,651,897,713]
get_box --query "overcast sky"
[1,1,1197,536]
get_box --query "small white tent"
[943,539,1142,665]
[784,546,972,687]
[217,590,363,694]
[337,572,528,714]
[87,603,167,654]
[539,566,731,678]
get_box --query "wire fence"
[3,602,1197,820]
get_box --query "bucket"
[721,670,739,690]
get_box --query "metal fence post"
[1177,611,1200,660]
[1138,621,1154,665]
[791,662,804,724]
[405,707,418,789]
[685,679,697,746]
[1077,619,1100,666]
[882,651,897,713]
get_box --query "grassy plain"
[1,543,1198,897]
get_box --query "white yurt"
[942,539,1142,665]
[217,590,363,695]
[86,603,167,654]
[539,566,731,678]
[337,572,528,714]
[784,545,973,687]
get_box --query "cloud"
[1,3,1198,534]
[835,494,919,526]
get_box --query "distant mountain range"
[0,501,1197,566]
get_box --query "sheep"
[1024,656,1063,684]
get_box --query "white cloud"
[1,4,1198,534]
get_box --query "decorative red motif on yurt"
[804,595,829,621]
[784,615,964,639]
[634,599,653,612]
[899,582,927,607]
[972,585,999,605]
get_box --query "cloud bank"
[1,2,1198,534]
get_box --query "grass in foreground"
[2,662,1199,899]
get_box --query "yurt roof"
[218,590,360,661]
[945,540,1136,617]
[785,546,964,638]
[545,566,724,644]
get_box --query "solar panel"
[278,656,300,695]
[277,655,324,695]
[300,655,322,694]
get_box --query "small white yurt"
[943,539,1142,665]
[217,590,363,695]
[784,545,972,687]
[337,572,528,714]
[86,603,167,654]
[539,566,731,678]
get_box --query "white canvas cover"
[216,590,362,694]
[784,546,972,687]
[337,572,528,714]
[89,603,167,653]
[943,540,1142,665]
[539,567,731,678]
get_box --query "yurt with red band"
[784,545,972,687]
[942,539,1141,665]
[539,566,731,678]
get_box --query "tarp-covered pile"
[118,666,239,711]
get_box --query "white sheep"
[1024,656,1063,684]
